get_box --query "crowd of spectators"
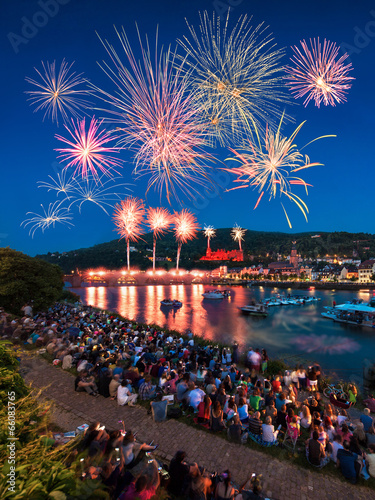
[2,301,375,494]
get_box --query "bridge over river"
[64,269,213,287]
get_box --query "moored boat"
[202,291,224,300]
[321,302,375,328]
[160,299,183,308]
[239,303,268,317]
[213,289,231,297]
[262,297,282,306]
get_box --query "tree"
[0,248,64,315]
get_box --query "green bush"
[266,359,288,377]
[0,343,109,499]
[0,248,64,315]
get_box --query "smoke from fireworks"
[25,60,90,125]
[21,201,74,238]
[146,207,172,270]
[285,38,354,107]
[113,197,146,270]
[231,224,246,251]
[55,117,123,179]
[178,11,290,145]
[91,27,213,202]
[173,209,200,269]
[225,115,335,227]
[203,225,216,250]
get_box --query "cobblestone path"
[20,355,373,500]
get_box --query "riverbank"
[250,281,375,291]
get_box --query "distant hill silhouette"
[36,229,375,273]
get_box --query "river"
[71,285,375,381]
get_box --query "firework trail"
[231,224,246,251]
[55,117,123,180]
[91,26,213,202]
[203,225,216,250]
[225,115,335,227]
[173,209,200,269]
[25,59,90,125]
[113,197,146,270]
[285,38,354,107]
[21,201,74,238]
[146,207,172,271]
[178,11,291,146]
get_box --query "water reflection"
[73,285,375,376]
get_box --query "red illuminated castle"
[200,248,244,261]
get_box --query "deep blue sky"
[1,0,375,256]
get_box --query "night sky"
[2,0,375,256]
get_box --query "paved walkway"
[20,355,373,500]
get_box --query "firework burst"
[91,26,213,202]
[113,197,146,270]
[25,60,90,125]
[231,224,246,251]
[285,38,354,107]
[173,209,200,269]
[203,225,216,250]
[55,117,123,179]
[225,115,335,227]
[69,175,130,215]
[178,11,290,146]
[146,207,172,270]
[37,169,77,199]
[21,201,74,238]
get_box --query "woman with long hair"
[299,405,311,429]
[215,469,236,500]
[197,395,212,425]
[210,401,226,432]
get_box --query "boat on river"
[239,303,268,317]
[263,294,318,306]
[213,289,231,297]
[202,291,224,300]
[160,299,182,308]
[262,297,282,306]
[321,301,375,328]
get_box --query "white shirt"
[337,415,348,427]
[117,385,131,406]
[188,388,205,410]
[262,423,277,442]
[330,441,344,463]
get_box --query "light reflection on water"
[72,285,375,376]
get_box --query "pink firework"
[146,207,172,270]
[285,38,354,107]
[92,27,213,201]
[55,117,123,179]
[113,197,146,270]
[147,207,172,239]
[173,209,200,269]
